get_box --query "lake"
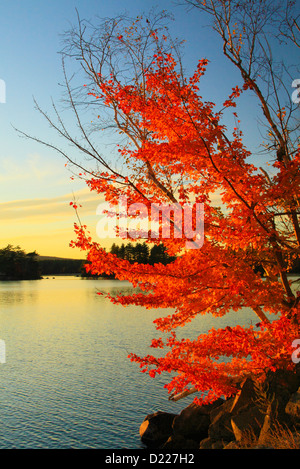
[0,276,260,449]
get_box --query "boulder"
[266,368,300,421]
[267,368,300,395]
[229,377,257,414]
[172,399,223,442]
[208,397,236,442]
[231,405,264,441]
[285,387,300,425]
[211,440,227,449]
[209,378,266,444]
[223,441,241,449]
[199,437,213,449]
[140,368,300,449]
[161,434,199,449]
[257,383,300,447]
[258,404,300,449]
[257,407,275,447]
[199,437,229,449]
[139,411,177,447]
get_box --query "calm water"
[0,276,260,449]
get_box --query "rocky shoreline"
[140,367,300,449]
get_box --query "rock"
[257,407,273,447]
[285,387,300,425]
[229,377,257,414]
[252,444,274,449]
[209,409,234,441]
[208,397,236,441]
[172,399,223,442]
[139,411,177,447]
[231,405,264,441]
[292,433,300,448]
[257,372,300,447]
[200,437,229,449]
[267,368,300,395]
[161,435,199,449]
[258,389,300,448]
[211,440,227,449]
[140,368,300,449]
[223,441,241,449]
[266,368,300,421]
[199,437,213,449]
[258,408,300,449]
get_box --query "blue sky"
[0,0,276,258]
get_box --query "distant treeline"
[0,245,84,280]
[38,258,84,276]
[0,243,175,280]
[1,243,298,281]
[0,245,41,280]
[110,242,175,265]
[40,242,175,278]
[83,242,176,278]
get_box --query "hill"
[36,255,85,276]
[36,255,85,262]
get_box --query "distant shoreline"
[0,274,122,281]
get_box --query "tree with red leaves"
[21,7,300,404]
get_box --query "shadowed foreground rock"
[140,368,300,449]
[139,411,178,447]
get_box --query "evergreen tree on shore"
[0,245,41,280]
[109,242,174,265]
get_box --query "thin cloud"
[0,153,55,182]
[0,188,103,222]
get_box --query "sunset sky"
[0,0,269,259]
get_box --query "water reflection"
[0,277,180,448]
[0,281,39,305]
[0,275,282,449]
